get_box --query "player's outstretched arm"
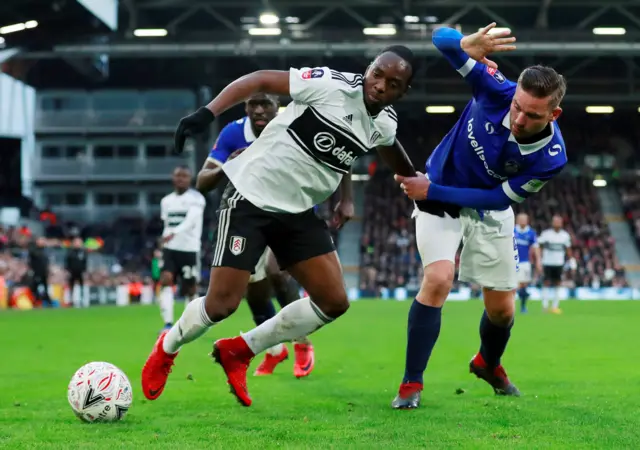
[206,71,289,118]
[329,170,355,229]
[377,140,416,177]
[432,23,516,71]
[397,163,564,210]
[174,71,290,153]
[196,160,224,195]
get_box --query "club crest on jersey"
[486,67,505,84]
[504,160,521,175]
[230,236,246,256]
[302,68,324,80]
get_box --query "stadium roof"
[2,0,640,99]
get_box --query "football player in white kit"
[142,46,418,406]
[538,214,573,313]
[158,166,206,332]
[196,93,345,378]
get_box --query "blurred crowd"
[619,179,640,251]
[0,225,149,308]
[0,190,342,308]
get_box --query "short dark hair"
[518,65,567,109]
[174,165,191,173]
[379,45,415,85]
[246,93,279,105]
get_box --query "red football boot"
[391,382,423,409]
[141,330,178,400]
[212,337,255,406]
[469,353,521,397]
[254,346,289,376]
[293,343,315,378]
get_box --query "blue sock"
[402,299,442,384]
[246,298,277,326]
[518,287,529,310]
[479,310,513,367]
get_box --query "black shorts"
[543,265,563,283]
[212,182,335,272]
[162,248,198,287]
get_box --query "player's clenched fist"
[394,172,430,200]
[174,107,216,154]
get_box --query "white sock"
[542,288,550,309]
[159,287,174,325]
[242,297,332,355]
[292,336,311,345]
[163,296,214,354]
[552,287,561,309]
[267,343,285,355]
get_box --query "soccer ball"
[67,361,133,423]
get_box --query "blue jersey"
[425,28,568,212]
[514,225,538,263]
[207,116,257,165]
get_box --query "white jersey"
[222,66,398,213]
[538,228,571,267]
[161,189,206,253]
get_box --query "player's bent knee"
[417,260,455,307]
[484,289,516,325]
[160,271,173,286]
[204,267,251,321]
[310,287,349,319]
[204,288,243,321]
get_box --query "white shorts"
[248,247,270,283]
[414,206,518,291]
[517,262,532,284]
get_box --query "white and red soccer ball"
[67,362,132,423]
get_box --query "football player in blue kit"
[392,23,568,408]
[514,213,541,313]
[196,93,352,378]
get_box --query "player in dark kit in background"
[28,237,52,307]
[65,237,87,306]
[197,93,331,378]
[142,46,418,406]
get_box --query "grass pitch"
[1,299,639,449]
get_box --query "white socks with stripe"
[552,288,561,309]
[163,296,215,354]
[242,297,332,355]
[159,286,174,325]
[267,343,285,356]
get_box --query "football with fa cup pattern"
[67,362,132,423]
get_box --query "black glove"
[174,107,215,154]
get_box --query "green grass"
[1,299,640,449]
